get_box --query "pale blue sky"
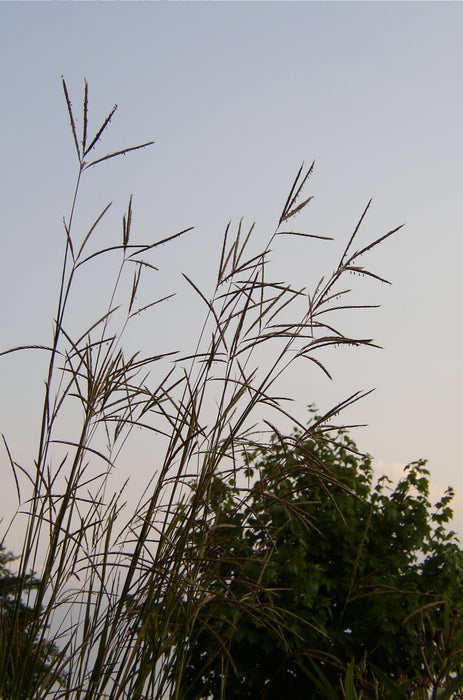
[1,2,463,544]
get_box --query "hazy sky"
[1,2,463,546]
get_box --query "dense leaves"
[181,417,463,698]
[0,545,62,699]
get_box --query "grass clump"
[0,78,400,699]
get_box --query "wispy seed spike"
[277,231,333,241]
[82,78,89,154]
[233,218,243,271]
[84,103,118,157]
[280,162,305,226]
[123,195,133,249]
[340,199,372,267]
[288,161,315,213]
[237,222,255,267]
[279,161,315,226]
[128,265,141,315]
[61,76,81,162]
[347,223,404,265]
[281,195,314,223]
[83,141,154,171]
[217,222,231,285]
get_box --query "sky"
[1,1,463,549]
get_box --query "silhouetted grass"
[0,78,400,699]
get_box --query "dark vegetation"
[1,79,462,699]
[181,420,463,698]
[0,546,62,699]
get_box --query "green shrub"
[180,419,463,698]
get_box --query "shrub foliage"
[180,420,463,698]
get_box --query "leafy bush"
[0,544,63,699]
[180,419,463,698]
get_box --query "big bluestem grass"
[0,79,401,699]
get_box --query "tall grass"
[0,79,400,699]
